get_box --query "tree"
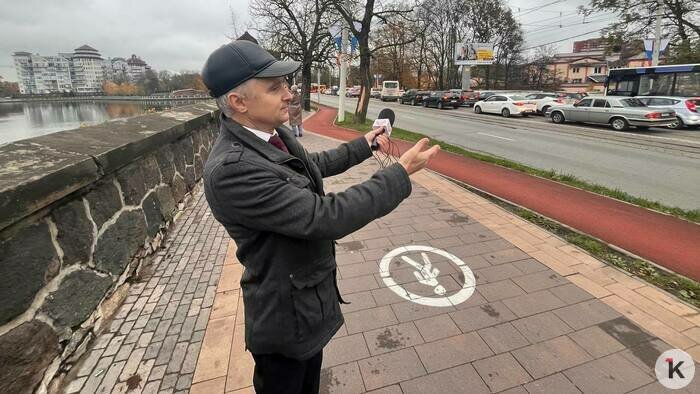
[0,76,19,96]
[332,0,417,123]
[250,0,336,111]
[526,45,561,90]
[580,0,699,63]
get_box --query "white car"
[523,93,560,114]
[473,94,537,117]
[636,96,700,129]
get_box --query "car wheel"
[501,108,510,118]
[437,102,443,109]
[411,99,416,106]
[474,106,482,114]
[551,111,565,124]
[668,117,684,129]
[541,105,550,115]
[610,117,629,131]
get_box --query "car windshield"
[620,98,647,107]
[384,82,398,88]
[508,95,526,100]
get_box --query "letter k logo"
[666,357,685,379]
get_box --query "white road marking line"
[477,132,515,141]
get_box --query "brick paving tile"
[474,263,524,284]
[155,334,179,366]
[477,279,526,302]
[94,360,126,394]
[512,311,573,343]
[553,299,622,330]
[363,322,424,356]
[512,336,592,379]
[414,332,493,373]
[192,314,235,383]
[319,361,366,394]
[338,274,380,295]
[322,333,370,368]
[366,385,402,394]
[477,322,530,354]
[473,352,532,392]
[225,324,255,392]
[414,314,461,343]
[617,338,672,376]
[523,373,581,394]
[563,353,654,393]
[339,291,377,314]
[119,347,146,381]
[79,355,114,393]
[391,300,455,323]
[549,283,595,305]
[357,348,426,391]
[482,247,530,265]
[503,289,566,318]
[451,289,488,310]
[449,301,518,332]
[511,258,549,274]
[161,372,179,390]
[567,325,627,358]
[400,363,490,394]
[148,364,167,381]
[512,270,567,293]
[344,305,399,334]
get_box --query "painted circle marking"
[379,245,475,307]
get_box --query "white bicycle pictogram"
[379,245,476,307]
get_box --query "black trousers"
[252,351,323,394]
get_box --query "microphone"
[371,108,395,151]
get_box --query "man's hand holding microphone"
[364,108,441,175]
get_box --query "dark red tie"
[268,134,289,153]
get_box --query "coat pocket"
[288,255,336,341]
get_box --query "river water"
[0,100,209,146]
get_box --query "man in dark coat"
[201,40,440,394]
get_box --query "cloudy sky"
[1,0,616,82]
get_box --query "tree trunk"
[354,44,372,124]
[301,61,312,112]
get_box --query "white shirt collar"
[243,126,277,142]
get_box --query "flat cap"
[201,41,300,97]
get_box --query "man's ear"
[228,93,247,114]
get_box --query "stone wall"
[0,103,219,393]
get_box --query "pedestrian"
[201,40,440,394]
[289,84,303,137]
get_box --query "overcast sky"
[1,0,615,82]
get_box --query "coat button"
[286,177,291,182]
[289,274,294,279]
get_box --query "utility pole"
[317,66,321,104]
[338,20,348,122]
[652,0,662,66]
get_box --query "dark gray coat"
[203,115,412,360]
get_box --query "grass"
[336,111,700,307]
[336,112,699,224]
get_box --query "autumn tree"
[250,0,336,111]
[332,0,418,123]
[580,0,699,63]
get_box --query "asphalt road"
[315,95,700,211]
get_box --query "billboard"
[455,42,494,65]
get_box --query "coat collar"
[221,114,298,164]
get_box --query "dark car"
[422,91,462,109]
[453,89,479,107]
[399,89,431,106]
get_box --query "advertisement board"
[454,42,495,65]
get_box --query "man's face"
[237,77,292,130]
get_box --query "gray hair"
[215,80,253,118]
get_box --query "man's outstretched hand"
[399,138,440,175]
[364,127,390,150]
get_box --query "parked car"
[473,94,537,117]
[399,89,431,105]
[370,88,382,98]
[459,90,480,107]
[547,97,676,131]
[345,86,361,97]
[523,92,559,114]
[422,90,462,109]
[556,92,588,104]
[636,96,700,129]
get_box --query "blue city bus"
[604,64,700,97]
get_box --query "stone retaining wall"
[0,103,219,393]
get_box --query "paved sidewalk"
[66,125,700,393]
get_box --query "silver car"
[636,96,700,129]
[547,97,676,131]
